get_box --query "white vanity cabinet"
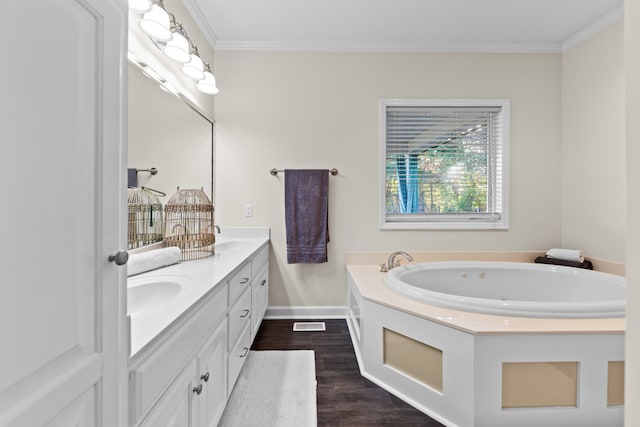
[129,242,270,427]
[251,261,270,341]
[129,280,228,427]
[137,317,227,427]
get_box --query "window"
[380,99,509,230]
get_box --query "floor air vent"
[293,322,326,332]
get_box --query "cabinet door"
[197,320,228,427]
[140,359,198,427]
[0,1,127,426]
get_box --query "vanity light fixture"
[131,0,218,95]
[196,65,219,95]
[139,2,172,42]
[129,0,152,13]
[163,24,191,63]
[182,50,205,80]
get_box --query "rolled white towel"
[545,248,584,263]
[128,247,181,276]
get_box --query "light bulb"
[163,31,190,63]
[129,0,152,13]
[139,4,172,42]
[196,71,219,95]
[182,54,205,80]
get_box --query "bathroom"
[1,0,639,426]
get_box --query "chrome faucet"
[380,250,414,272]
[214,225,221,234]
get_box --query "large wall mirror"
[128,61,214,249]
[128,61,214,202]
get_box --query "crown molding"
[214,40,563,54]
[181,0,218,50]
[563,5,624,52]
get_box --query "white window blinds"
[381,99,509,229]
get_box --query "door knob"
[108,250,129,266]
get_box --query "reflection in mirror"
[128,61,214,248]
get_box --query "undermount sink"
[214,239,252,253]
[127,276,190,315]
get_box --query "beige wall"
[625,0,639,424]
[214,51,562,306]
[561,21,625,262]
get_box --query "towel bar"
[137,167,158,175]
[270,168,338,176]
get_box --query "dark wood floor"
[251,319,444,427]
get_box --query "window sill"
[380,221,509,231]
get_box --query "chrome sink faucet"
[380,251,414,272]
[214,225,221,234]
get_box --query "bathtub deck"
[347,263,625,427]
[347,264,625,335]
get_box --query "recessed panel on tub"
[383,328,443,392]
[502,362,577,408]
[608,361,624,406]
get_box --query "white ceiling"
[186,0,623,53]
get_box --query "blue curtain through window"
[395,154,419,213]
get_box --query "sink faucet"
[214,225,221,234]
[380,250,414,272]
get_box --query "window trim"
[379,98,510,230]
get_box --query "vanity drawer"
[228,262,252,305]
[228,286,251,349]
[228,322,251,395]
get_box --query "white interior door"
[0,1,127,426]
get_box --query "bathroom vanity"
[127,228,269,427]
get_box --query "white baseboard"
[264,306,347,319]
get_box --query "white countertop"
[348,264,625,335]
[128,227,269,357]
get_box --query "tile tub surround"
[127,227,269,356]
[347,257,625,427]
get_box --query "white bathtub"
[384,261,626,318]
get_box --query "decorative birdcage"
[163,187,215,261]
[127,187,164,249]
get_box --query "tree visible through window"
[381,100,509,229]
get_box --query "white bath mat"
[293,321,326,332]
[219,350,317,427]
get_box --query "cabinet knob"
[260,279,266,286]
[240,309,250,318]
[193,384,203,395]
[201,372,210,382]
[108,250,129,266]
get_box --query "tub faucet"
[380,251,414,272]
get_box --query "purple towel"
[285,169,329,264]
[128,168,138,188]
